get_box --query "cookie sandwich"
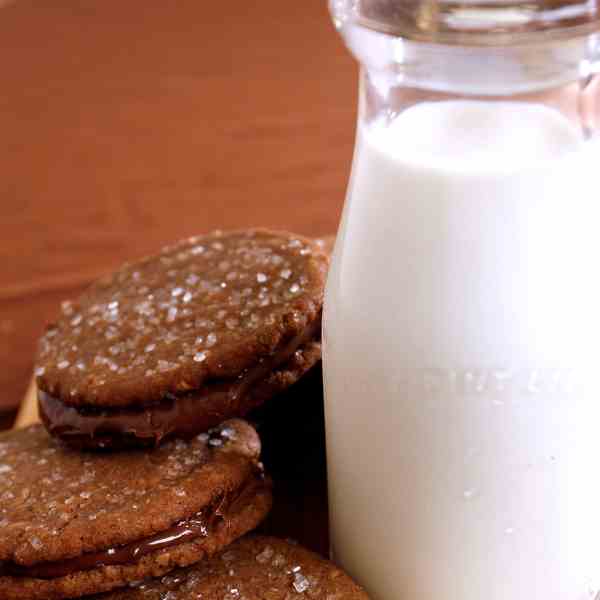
[35,229,328,449]
[0,420,271,600]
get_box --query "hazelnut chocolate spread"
[39,316,321,445]
[0,474,268,580]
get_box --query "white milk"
[323,101,600,600]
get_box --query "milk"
[323,101,600,600]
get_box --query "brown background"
[0,0,356,422]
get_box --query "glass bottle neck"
[341,21,600,96]
[333,3,600,142]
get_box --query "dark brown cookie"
[0,420,272,600]
[93,536,370,600]
[35,229,328,448]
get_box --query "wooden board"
[2,0,348,557]
[15,377,38,429]
[0,0,355,414]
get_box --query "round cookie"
[35,229,328,448]
[0,420,272,600]
[92,536,370,600]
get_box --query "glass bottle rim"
[330,0,600,46]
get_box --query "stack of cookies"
[0,230,368,600]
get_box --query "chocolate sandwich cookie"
[35,229,328,448]
[93,536,370,600]
[0,420,272,600]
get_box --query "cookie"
[0,420,272,600]
[35,229,328,448]
[92,536,370,600]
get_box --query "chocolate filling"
[0,474,267,580]
[39,315,321,445]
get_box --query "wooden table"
[0,0,356,555]
[0,0,355,417]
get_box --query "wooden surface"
[0,0,355,557]
[0,0,356,419]
[15,378,38,429]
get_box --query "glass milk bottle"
[323,2,600,599]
